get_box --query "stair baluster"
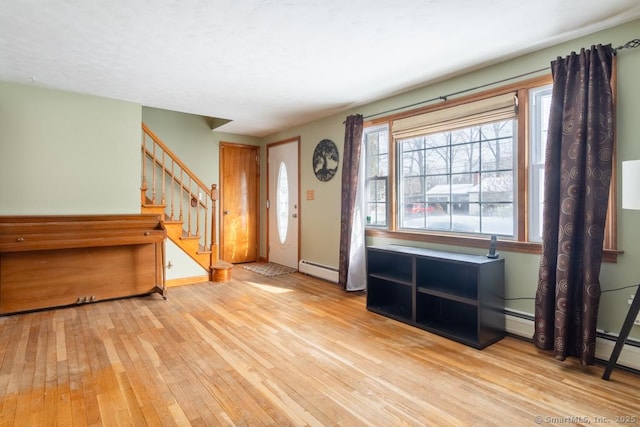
[161,151,166,206]
[140,123,231,281]
[170,159,175,220]
[151,139,157,204]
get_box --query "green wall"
[142,106,261,196]
[0,82,141,214]
[262,116,345,268]
[264,19,640,339]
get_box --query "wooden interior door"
[220,143,259,263]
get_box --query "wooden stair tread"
[180,235,200,240]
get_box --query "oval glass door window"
[276,161,289,244]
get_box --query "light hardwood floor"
[0,267,639,426]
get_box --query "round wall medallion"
[312,139,339,182]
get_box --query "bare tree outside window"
[398,120,515,235]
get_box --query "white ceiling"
[1,1,639,137]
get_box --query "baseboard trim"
[505,310,640,372]
[166,275,210,287]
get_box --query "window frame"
[528,84,553,243]
[396,119,517,236]
[363,124,391,228]
[364,74,619,262]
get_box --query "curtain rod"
[363,38,640,121]
[615,38,640,52]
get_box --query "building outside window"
[397,119,515,236]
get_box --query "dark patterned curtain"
[338,114,364,290]
[534,44,615,365]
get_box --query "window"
[397,120,516,236]
[391,91,518,237]
[529,84,552,242]
[363,75,616,260]
[276,161,289,244]
[364,125,389,227]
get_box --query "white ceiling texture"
[1,1,639,137]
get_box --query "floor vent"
[298,260,339,283]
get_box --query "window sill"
[365,228,620,263]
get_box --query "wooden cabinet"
[0,215,166,315]
[366,245,505,349]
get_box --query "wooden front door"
[220,143,259,263]
[267,138,299,269]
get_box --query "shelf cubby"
[366,248,413,285]
[366,245,505,349]
[366,276,412,321]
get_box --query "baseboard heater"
[298,260,339,283]
[505,310,640,372]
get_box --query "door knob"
[224,210,230,215]
[292,213,298,218]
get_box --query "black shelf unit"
[366,245,505,349]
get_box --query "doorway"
[220,143,260,263]
[267,138,300,269]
